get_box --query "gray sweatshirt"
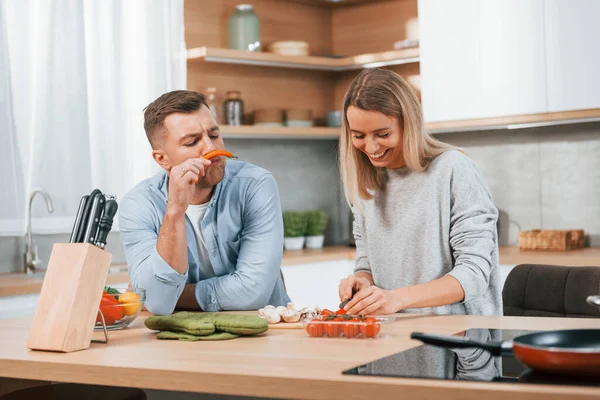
[353,150,502,316]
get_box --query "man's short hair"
[143,90,208,148]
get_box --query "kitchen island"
[0,312,598,399]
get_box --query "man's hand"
[167,158,211,214]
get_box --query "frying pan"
[411,329,600,377]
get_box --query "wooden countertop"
[498,246,600,266]
[2,246,599,298]
[0,313,598,399]
[0,269,130,298]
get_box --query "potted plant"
[283,211,307,250]
[305,210,328,249]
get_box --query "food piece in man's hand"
[204,150,234,160]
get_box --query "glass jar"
[206,87,219,123]
[229,5,261,52]
[224,91,244,126]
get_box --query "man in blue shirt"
[119,90,290,315]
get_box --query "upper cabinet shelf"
[220,125,340,139]
[187,47,420,72]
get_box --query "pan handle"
[411,332,512,356]
[587,295,600,307]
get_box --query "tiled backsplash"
[225,139,351,247]
[438,121,600,247]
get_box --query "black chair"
[502,264,600,318]
[0,383,146,400]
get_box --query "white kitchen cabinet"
[498,264,517,290]
[544,0,600,112]
[418,0,547,122]
[281,260,355,310]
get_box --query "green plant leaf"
[305,210,328,236]
[283,211,308,237]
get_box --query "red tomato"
[96,292,123,325]
[325,322,340,337]
[343,322,359,338]
[321,309,335,316]
[359,317,380,338]
[335,308,347,315]
[306,321,323,337]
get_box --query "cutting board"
[268,322,304,329]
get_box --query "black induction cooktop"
[342,329,600,387]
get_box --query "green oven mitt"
[145,312,268,340]
[157,331,239,341]
[211,313,268,335]
[144,312,215,336]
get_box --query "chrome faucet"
[24,188,54,274]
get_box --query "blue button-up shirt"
[119,160,290,315]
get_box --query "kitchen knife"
[69,195,88,243]
[339,288,357,310]
[83,193,105,244]
[75,189,102,243]
[95,200,118,249]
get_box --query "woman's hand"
[344,286,405,315]
[338,275,371,305]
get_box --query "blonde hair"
[339,68,461,211]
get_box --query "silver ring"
[181,167,186,174]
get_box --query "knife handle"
[75,189,102,243]
[95,200,118,249]
[69,196,88,243]
[84,193,104,244]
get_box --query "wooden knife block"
[27,243,112,352]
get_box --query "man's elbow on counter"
[144,296,177,316]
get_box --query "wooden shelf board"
[187,47,419,71]
[284,0,396,8]
[220,125,340,139]
[217,109,600,138]
[426,108,600,134]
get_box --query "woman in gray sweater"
[338,68,502,316]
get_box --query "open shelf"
[220,125,341,139]
[187,47,420,71]
[220,109,600,139]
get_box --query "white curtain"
[0,0,186,236]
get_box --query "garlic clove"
[264,305,276,310]
[258,308,265,316]
[287,302,295,310]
